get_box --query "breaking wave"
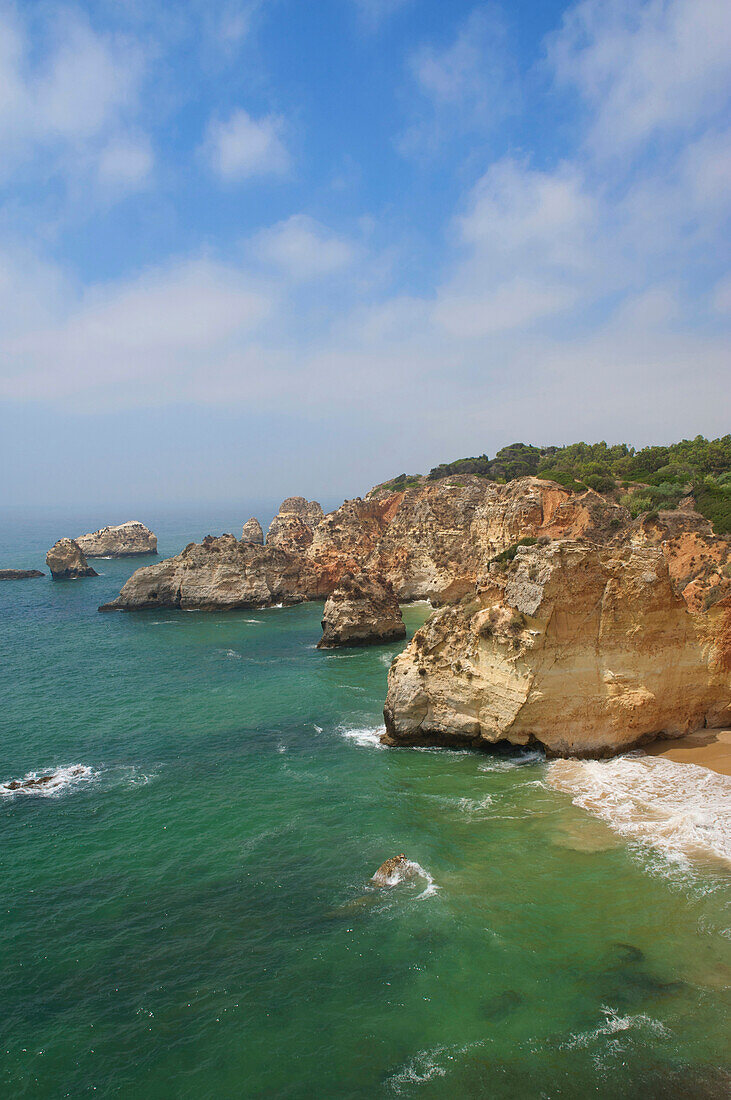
[547,754,731,868]
[562,1005,668,1051]
[338,725,387,749]
[1,764,97,799]
[478,748,545,771]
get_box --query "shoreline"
[642,728,731,777]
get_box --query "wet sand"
[643,729,731,777]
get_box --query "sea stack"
[241,518,264,545]
[46,539,98,580]
[267,497,324,553]
[318,571,405,648]
[75,522,157,557]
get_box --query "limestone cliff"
[47,539,98,580]
[241,518,264,545]
[100,535,307,611]
[267,497,324,553]
[75,521,157,557]
[383,541,731,757]
[318,572,405,648]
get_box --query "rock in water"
[371,855,414,886]
[0,569,44,580]
[46,539,98,580]
[241,518,264,545]
[75,521,157,557]
[318,571,405,648]
[383,540,731,757]
[267,496,324,553]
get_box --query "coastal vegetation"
[379,436,731,533]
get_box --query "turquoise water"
[1,509,729,1098]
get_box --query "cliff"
[383,540,730,757]
[75,522,157,557]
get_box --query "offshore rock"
[241,518,264,545]
[370,855,413,886]
[99,535,307,611]
[383,540,731,758]
[46,539,98,580]
[0,569,44,580]
[317,571,405,648]
[267,497,324,553]
[75,521,157,557]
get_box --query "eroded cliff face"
[100,535,307,611]
[75,521,157,557]
[383,541,731,757]
[267,497,324,553]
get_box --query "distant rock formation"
[267,496,324,553]
[75,521,157,557]
[383,541,731,757]
[46,539,98,580]
[241,517,264,545]
[0,569,44,580]
[99,535,306,611]
[318,571,405,648]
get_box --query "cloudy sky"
[1,0,729,507]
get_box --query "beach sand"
[643,728,731,777]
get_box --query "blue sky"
[1,0,729,507]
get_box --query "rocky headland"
[0,569,44,580]
[47,539,98,580]
[318,571,405,648]
[75,521,157,557]
[98,439,731,757]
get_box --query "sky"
[0,0,729,507]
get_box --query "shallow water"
[1,509,729,1098]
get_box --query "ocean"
[1,507,729,1098]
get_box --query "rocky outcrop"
[0,569,44,580]
[75,521,157,557]
[46,539,98,580]
[241,518,264,545]
[99,535,307,611]
[318,572,405,648]
[266,497,324,553]
[383,540,731,757]
[370,855,412,886]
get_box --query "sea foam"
[1,764,97,799]
[339,724,387,749]
[547,754,731,868]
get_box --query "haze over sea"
[1,507,730,1098]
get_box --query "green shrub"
[490,537,539,566]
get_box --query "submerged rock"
[241,517,264,545]
[318,571,405,648]
[75,521,157,557]
[370,855,414,886]
[0,569,44,580]
[46,539,98,580]
[383,540,731,757]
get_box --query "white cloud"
[205,108,289,180]
[96,135,154,191]
[400,6,517,155]
[351,0,413,31]
[250,215,355,280]
[550,0,731,156]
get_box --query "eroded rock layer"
[47,539,98,580]
[318,572,405,648]
[383,540,731,757]
[75,522,157,557]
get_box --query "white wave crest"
[562,1005,668,1051]
[376,858,438,898]
[547,754,731,868]
[339,725,387,749]
[1,765,97,799]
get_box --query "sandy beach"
[643,729,731,776]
